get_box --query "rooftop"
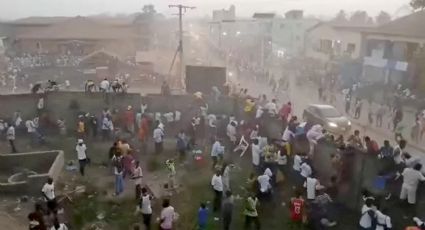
[307,21,375,33]
[15,16,137,40]
[253,13,276,19]
[362,10,425,39]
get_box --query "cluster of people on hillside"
[8,53,81,69]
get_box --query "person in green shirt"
[244,193,261,229]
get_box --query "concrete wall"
[0,92,142,129]
[0,150,64,195]
[0,92,251,131]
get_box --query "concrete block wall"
[0,150,64,195]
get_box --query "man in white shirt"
[258,172,271,195]
[251,139,262,173]
[211,171,223,212]
[137,187,153,229]
[400,163,425,204]
[99,78,110,92]
[26,119,36,133]
[306,124,324,156]
[26,119,38,144]
[42,177,56,211]
[293,153,302,172]
[255,106,264,119]
[76,139,88,176]
[6,125,17,153]
[141,102,148,115]
[226,121,237,145]
[153,125,164,154]
[101,116,112,141]
[375,209,392,230]
[359,198,376,229]
[292,153,305,186]
[300,161,312,179]
[160,199,175,230]
[281,127,295,143]
[304,176,321,200]
[265,99,278,116]
[393,140,406,166]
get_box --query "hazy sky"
[0,0,410,20]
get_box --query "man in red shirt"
[290,190,305,228]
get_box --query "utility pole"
[168,4,195,91]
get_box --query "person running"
[244,193,260,230]
[75,139,88,176]
[211,170,223,212]
[400,163,425,205]
[136,187,153,230]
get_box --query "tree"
[375,11,392,25]
[142,4,157,15]
[349,11,371,25]
[333,10,348,23]
[410,0,425,10]
[135,4,159,21]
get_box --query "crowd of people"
[2,48,423,229]
[12,74,424,229]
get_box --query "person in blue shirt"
[372,171,394,201]
[198,202,208,230]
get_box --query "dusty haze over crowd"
[0,0,409,19]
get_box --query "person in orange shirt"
[138,115,149,154]
[124,105,135,135]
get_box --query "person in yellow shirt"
[77,116,85,138]
[244,98,256,121]
[244,99,255,113]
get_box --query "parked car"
[303,104,351,134]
